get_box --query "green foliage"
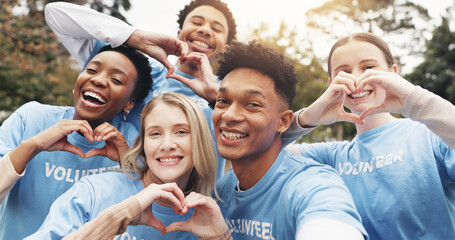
[406,16,455,104]
[306,0,431,69]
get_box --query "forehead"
[331,41,387,66]
[220,68,278,100]
[144,103,188,127]
[91,51,136,72]
[185,5,228,28]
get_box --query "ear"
[124,98,136,113]
[278,109,294,134]
[392,64,398,73]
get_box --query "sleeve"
[25,179,95,240]
[0,153,25,203]
[281,108,317,146]
[288,166,367,238]
[44,2,137,66]
[402,86,455,149]
[63,196,142,240]
[288,142,338,166]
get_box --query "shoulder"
[215,170,237,194]
[11,101,73,124]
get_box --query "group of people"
[1,0,454,239]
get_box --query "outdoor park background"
[1,0,454,143]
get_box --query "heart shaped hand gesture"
[357,69,415,119]
[84,122,130,162]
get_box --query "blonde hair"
[121,92,218,196]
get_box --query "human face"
[212,68,285,163]
[330,40,393,114]
[143,103,193,189]
[178,5,229,63]
[73,51,136,124]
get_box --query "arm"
[297,218,364,240]
[45,2,187,75]
[45,2,136,66]
[402,86,455,149]
[0,153,25,203]
[63,183,185,239]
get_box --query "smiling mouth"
[158,157,182,163]
[222,130,248,140]
[349,90,372,99]
[83,91,106,105]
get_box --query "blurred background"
[1,0,454,143]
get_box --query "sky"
[123,0,453,73]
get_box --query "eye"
[86,68,97,74]
[148,131,161,137]
[246,102,261,108]
[212,26,223,33]
[191,21,202,26]
[111,78,123,85]
[216,98,229,104]
[176,130,189,135]
[364,65,374,70]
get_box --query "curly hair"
[177,0,237,44]
[217,41,297,108]
[98,45,152,103]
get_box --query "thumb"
[85,148,106,159]
[360,104,386,119]
[163,62,175,78]
[166,221,191,233]
[60,142,85,158]
[339,112,365,125]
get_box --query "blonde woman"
[27,93,229,240]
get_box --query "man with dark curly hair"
[45,0,237,179]
[206,41,368,239]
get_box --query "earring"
[279,129,283,135]
[123,110,130,121]
[72,89,75,94]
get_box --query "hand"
[169,52,219,103]
[126,30,189,77]
[84,122,129,162]
[298,72,364,127]
[32,119,95,158]
[135,183,185,235]
[166,192,228,238]
[357,69,415,119]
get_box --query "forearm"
[402,86,455,148]
[0,153,25,203]
[199,229,232,240]
[45,2,137,65]
[63,196,142,240]
[9,139,40,175]
[282,108,317,146]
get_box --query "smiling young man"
[212,41,367,239]
[44,0,237,178]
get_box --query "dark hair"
[217,41,297,108]
[328,32,394,78]
[177,0,237,44]
[98,45,152,102]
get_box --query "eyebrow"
[359,59,379,64]
[190,15,225,31]
[219,87,266,99]
[89,60,129,80]
[145,123,190,130]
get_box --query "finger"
[360,104,386,119]
[61,141,86,158]
[165,64,175,78]
[148,217,166,235]
[169,74,193,88]
[339,112,365,125]
[166,221,191,233]
[331,76,357,92]
[84,148,106,158]
[67,120,94,142]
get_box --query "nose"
[221,103,244,123]
[159,134,176,152]
[197,23,212,37]
[90,74,108,88]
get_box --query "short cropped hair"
[177,0,237,44]
[120,92,218,196]
[217,41,297,108]
[98,45,152,103]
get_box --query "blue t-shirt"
[216,150,367,239]
[294,119,455,239]
[89,41,225,179]
[26,172,197,239]
[0,102,138,240]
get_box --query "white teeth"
[350,91,370,99]
[84,91,106,103]
[222,131,247,140]
[193,40,209,48]
[159,157,180,163]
